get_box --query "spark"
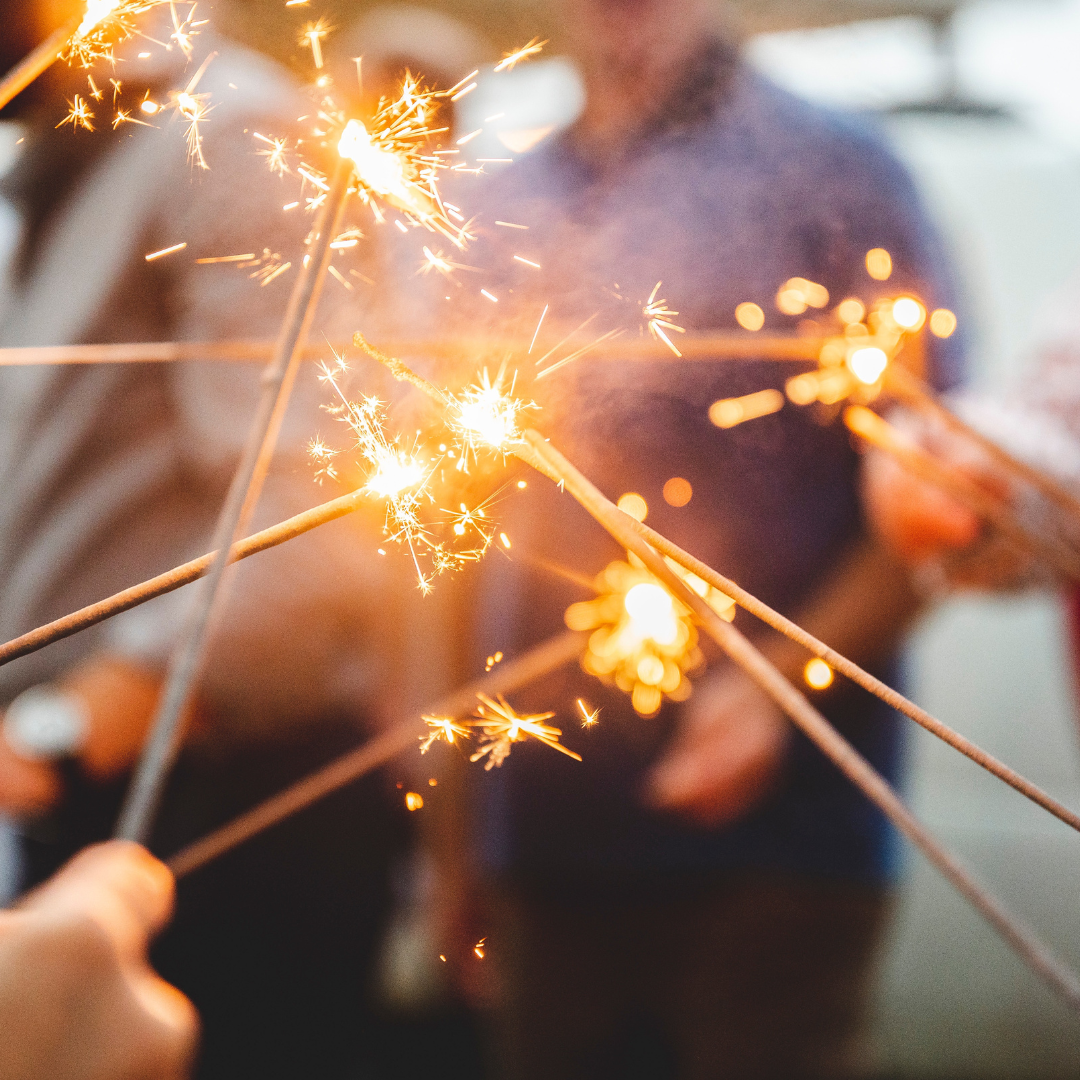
[404,791,424,811]
[643,282,686,358]
[494,38,547,73]
[419,715,471,754]
[495,220,528,229]
[144,241,186,261]
[480,289,498,302]
[577,699,600,728]
[485,651,504,672]
[56,94,95,132]
[450,82,477,101]
[300,17,331,69]
[195,253,256,263]
[173,88,212,169]
[247,251,291,287]
[417,246,475,277]
[111,107,152,128]
[456,129,482,146]
[528,304,548,353]
[254,132,290,176]
[513,255,541,269]
[467,693,580,770]
[564,556,735,717]
[327,265,353,290]
[474,938,486,959]
[87,73,103,100]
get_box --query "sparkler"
[334,76,471,247]
[565,556,734,716]
[0,334,825,368]
[114,158,354,844]
[883,361,1080,542]
[0,486,371,669]
[167,629,585,878]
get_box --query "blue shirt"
[452,47,964,893]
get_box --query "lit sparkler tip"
[76,0,123,39]
[467,693,579,769]
[419,715,472,754]
[565,556,734,717]
[451,370,532,456]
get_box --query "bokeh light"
[929,308,957,338]
[735,301,766,331]
[663,477,693,507]
[617,492,648,522]
[866,248,893,280]
[804,658,835,689]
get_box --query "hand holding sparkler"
[647,666,788,825]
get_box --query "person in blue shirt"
[433,1,965,1076]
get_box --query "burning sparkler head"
[77,0,122,39]
[364,449,425,498]
[565,556,735,717]
[467,693,580,770]
[450,369,532,457]
[339,118,410,202]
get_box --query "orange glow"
[929,308,957,338]
[866,248,892,281]
[617,493,648,522]
[777,277,829,316]
[891,297,926,331]
[404,792,424,811]
[735,302,765,331]
[804,658,834,690]
[663,477,693,507]
[836,298,865,325]
[709,388,784,429]
[848,346,888,385]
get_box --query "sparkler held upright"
[114,156,354,844]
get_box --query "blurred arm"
[648,533,921,824]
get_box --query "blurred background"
[5,0,1080,1075]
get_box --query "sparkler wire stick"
[0,489,368,669]
[0,14,82,111]
[515,429,1080,1014]
[114,158,353,844]
[0,335,823,367]
[845,405,1080,583]
[364,343,1080,835]
[885,363,1080,533]
[167,630,585,878]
